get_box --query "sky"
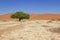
[0,0,60,14]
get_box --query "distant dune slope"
[30,14,60,20]
[0,13,60,20]
[0,14,12,20]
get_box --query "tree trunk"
[19,18,21,21]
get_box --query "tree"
[11,12,30,21]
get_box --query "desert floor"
[0,20,60,40]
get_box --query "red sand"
[0,13,60,20]
[0,14,12,21]
[30,14,60,20]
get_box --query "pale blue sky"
[0,0,60,14]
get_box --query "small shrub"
[41,25,49,27]
[47,20,53,23]
[51,19,55,21]
[2,20,7,22]
[47,19,56,23]
[57,19,60,21]
[49,27,60,33]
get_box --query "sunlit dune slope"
[0,13,60,20]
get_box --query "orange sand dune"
[0,13,60,20]
[0,14,12,20]
[30,14,60,20]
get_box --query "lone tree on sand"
[11,12,30,21]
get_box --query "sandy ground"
[0,20,60,40]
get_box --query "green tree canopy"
[11,12,30,21]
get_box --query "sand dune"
[0,13,60,20]
[0,14,12,21]
[30,14,60,20]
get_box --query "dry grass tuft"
[41,25,49,27]
[49,27,60,33]
[47,20,53,23]
[57,19,60,21]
